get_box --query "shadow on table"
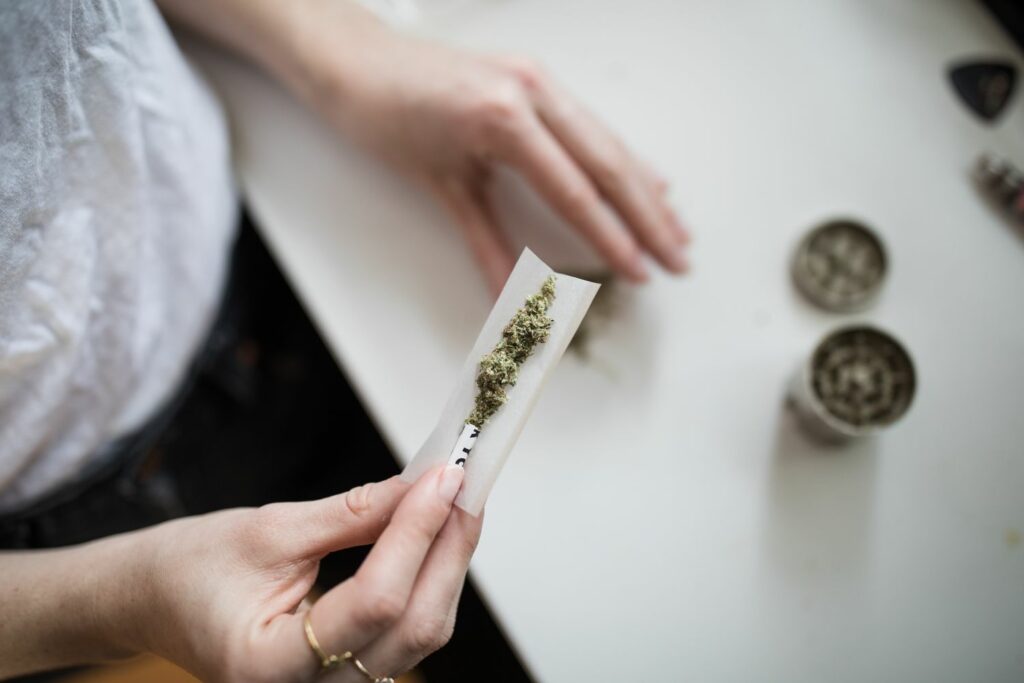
[762,407,880,582]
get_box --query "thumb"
[260,475,411,561]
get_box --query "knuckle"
[369,593,406,626]
[503,56,546,91]
[470,85,527,139]
[592,158,623,191]
[399,510,444,550]
[481,89,522,123]
[397,495,450,542]
[356,584,406,629]
[343,483,373,518]
[404,615,453,657]
[563,184,599,217]
[591,143,629,189]
[249,504,287,544]
[254,502,288,526]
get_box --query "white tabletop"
[190,1,1024,680]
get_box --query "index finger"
[534,79,690,268]
[343,507,485,677]
[496,112,650,283]
[307,465,464,657]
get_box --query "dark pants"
[1,216,531,682]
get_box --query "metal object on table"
[948,60,1017,123]
[974,153,1024,224]
[791,219,887,313]
[788,325,916,441]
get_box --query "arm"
[1,467,478,682]
[158,0,691,293]
[0,536,149,676]
[154,0,381,107]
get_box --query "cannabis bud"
[466,276,556,427]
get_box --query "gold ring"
[302,613,351,671]
[302,613,393,682]
[350,654,395,683]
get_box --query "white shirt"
[0,0,238,512]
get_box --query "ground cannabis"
[466,275,557,427]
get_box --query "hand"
[135,466,477,683]
[159,0,690,292]
[311,28,691,292]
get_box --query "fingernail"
[438,465,465,503]
[665,208,689,245]
[666,248,689,274]
[625,253,649,283]
[672,220,690,246]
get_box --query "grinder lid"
[792,219,887,313]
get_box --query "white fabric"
[0,0,238,512]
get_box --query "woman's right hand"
[131,465,478,682]
[158,0,692,293]
[309,29,691,293]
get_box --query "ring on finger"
[351,654,395,683]
[302,613,394,682]
[303,614,351,671]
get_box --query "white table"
[189,2,1024,680]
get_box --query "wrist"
[0,527,162,677]
[260,0,393,114]
[162,0,390,114]
[69,527,163,660]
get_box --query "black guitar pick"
[948,60,1017,122]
